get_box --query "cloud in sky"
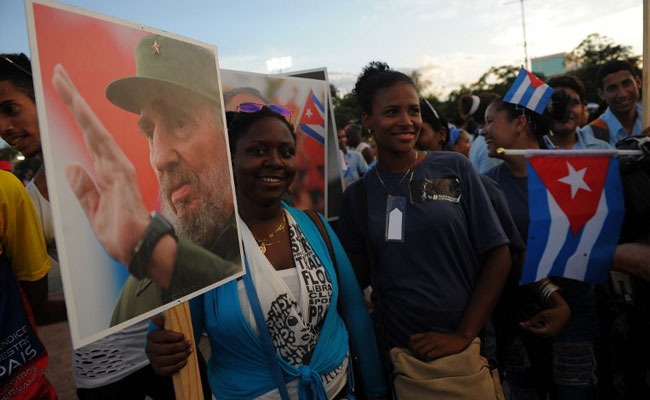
[414,53,507,97]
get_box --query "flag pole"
[641,0,650,128]
[497,148,643,157]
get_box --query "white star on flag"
[558,162,591,199]
[305,108,312,118]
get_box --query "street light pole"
[505,0,530,70]
[520,0,529,70]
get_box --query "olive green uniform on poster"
[111,215,241,326]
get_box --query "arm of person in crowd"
[357,152,369,177]
[347,253,371,290]
[19,276,67,325]
[515,248,570,339]
[519,289,571,339]
[51,64,177,287]
[612,242,650,282]
[510,249,525,279]
[410,244,510,361]
[361,147,374,166]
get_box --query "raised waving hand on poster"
[52,64,154,268]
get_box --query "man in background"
[582,60,643,145]
[0,53,65,325]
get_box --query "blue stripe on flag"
[521,163,551,284]
[300,124,325,145]
[503,68,527,103]
[533,87,554,114]
[311,92,325,113]
[583,158,625,283]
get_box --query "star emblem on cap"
[151,40,161,55]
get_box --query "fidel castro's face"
[139,97,233,244]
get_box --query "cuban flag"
[298,90,326,145]
[521,154,625,284]
[503,68,554,114]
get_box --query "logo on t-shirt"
[409,178,462,204]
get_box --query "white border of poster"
[281,68,345,221]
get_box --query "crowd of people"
[1,35,649,400]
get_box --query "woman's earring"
[368,128,374,135]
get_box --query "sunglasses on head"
[236,102,293,120]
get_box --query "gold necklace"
[256,213,286,254]
[376,150,418,195]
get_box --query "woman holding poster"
[146,106,388,400]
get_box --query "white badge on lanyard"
[385,195,406,242]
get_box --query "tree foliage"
[566,33,640,103]
[332,90,360,129]
[470,65,523,94]
[409,69,432,96]
[567,33,639,67]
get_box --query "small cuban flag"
[503,68,554,115]
[521,153,625,284]
[298,89,326,145]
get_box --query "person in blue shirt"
[447,128,472,157]
[337,128,368,186]
[338,61,511,398]
[582,60,644,145]
[543,75,612,150]
[465,92,503,173]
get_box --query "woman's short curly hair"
[353,61,416,115]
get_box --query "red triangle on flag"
[529,156,610,236]
[299,91,325,126]
[526,70,546,88]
